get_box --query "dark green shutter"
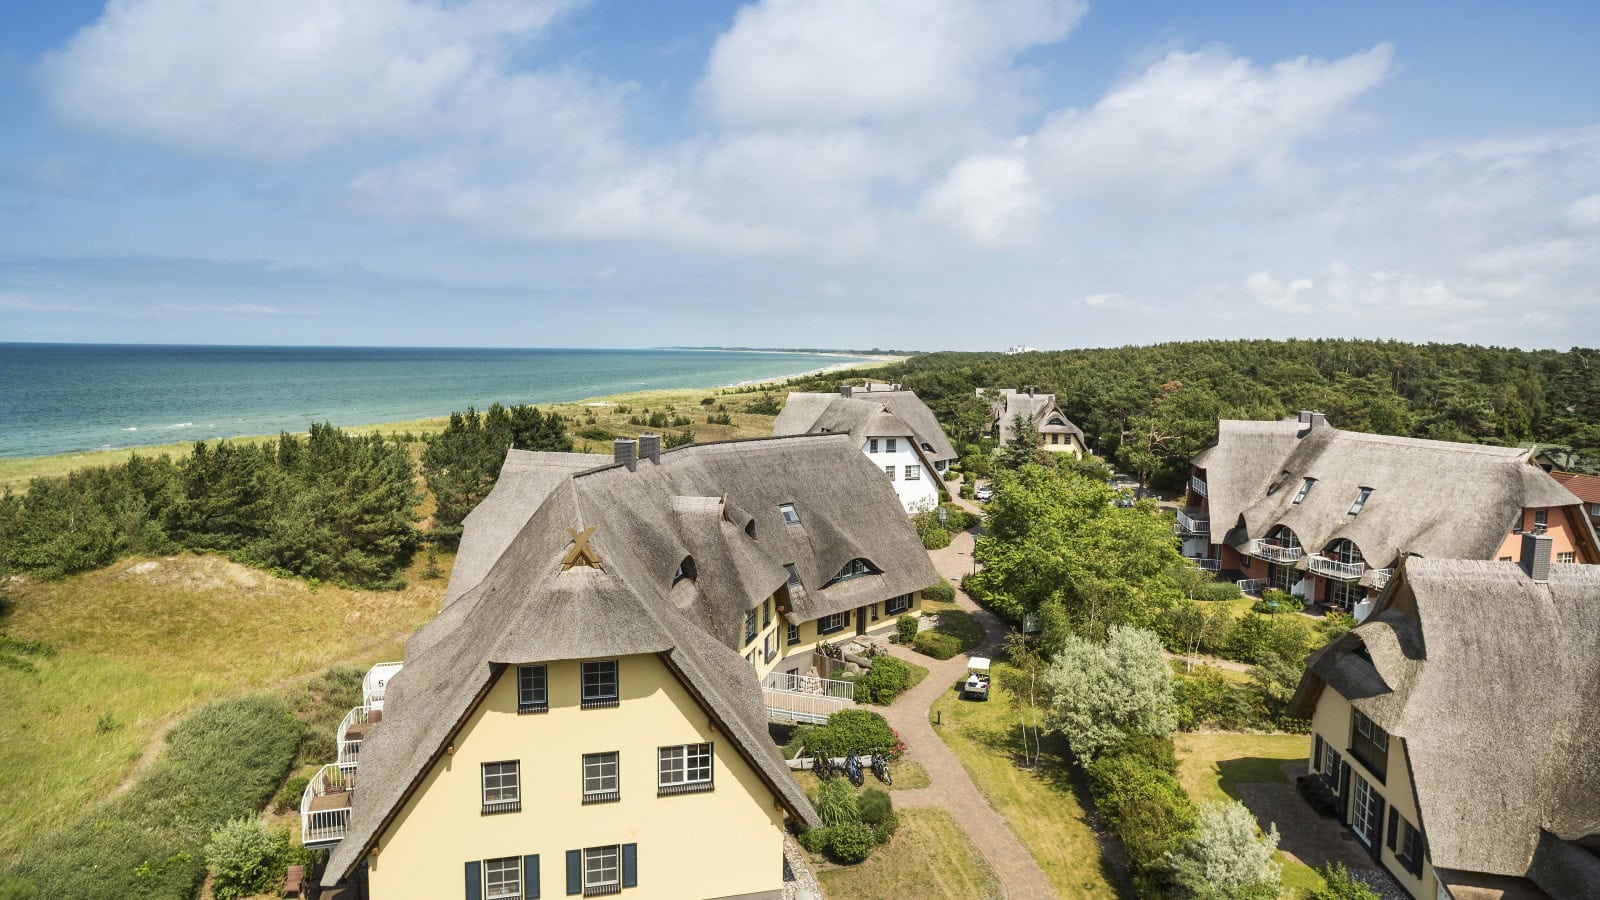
[566,850,581,895]
[524,854,540,899]
[1368,795,1385,864]
[1312,735,1324,771]
[1387,809,1398,851]
[1411,833,1427,877]
[465,861,482,900]
[621,843,637,888]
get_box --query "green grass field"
[0,552,447,862]
[814,808,1002,900]
[929,663,1122,898]
[1176,731,1326,896]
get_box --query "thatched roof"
[326,434,939,885]
[981,388,1084,444]
[1290,559,1600,896]
[1195,418,1589,568]
[861,388,958,463]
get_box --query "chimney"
[1027,387,1035,397]
[1298,410,1312,426]
[638,433,661,464]
[840,385,853,398]
[1310,412,1326,430]
[1520,532,1553,583]
[613,438,637,469]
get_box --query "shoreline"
[0,354,901,487]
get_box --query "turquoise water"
[0,344,871,458]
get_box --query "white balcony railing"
[762,671,856,700]
[1189,475,1209,498]
[336,705,374,770]
[1308,554,1365,581]
[363,662,403,710]
[1175,509,1210,535]
[301,764,356,847]
[1369,568,1393,591]
[1250,540,1303,564]
[1187,557,1220,572]
[1237,578,1267,596]
[761,671,856,724]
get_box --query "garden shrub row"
[912,631,960,659]
[783,709,903,761]
[5,695,304,899]
[1081,733,1199,895]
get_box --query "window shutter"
[465,861,482,900]
[565,850,581,895]
[524,854,540,899]
[1369,796,1385,864]
[1387,809,1398,852]
[1313,735,1324,771]
[1411,833,1428,878]
[621,843,637,888]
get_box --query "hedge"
[854,656,915,705]
[921,579,956,603]
[787,709,903,761]
[913,631,960,659]
[1081,733,1198,893]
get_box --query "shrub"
[272,775,309,813]
[855,656,913,704]
[575,426,615,442]
[960,482,975,500]
[0,877,38,900]
[705,412,733,425]
[745,395,782,415]
[1159,800,1282,900]
[1084,744,1198,873]
[1252,596,1298,615]
[856,787,893,826]
[921,579,956,603]
[1193,581,1243,602]
[796,825,832,854]
[824,822,878,864]
[816,779,858,827]
[919,526,951,549]
[205,818,292,900]
[803,709,902,760]
[700,397,716,405]
[913,631,960,659]
[1306,862,1380,900]
[895,614,919,644]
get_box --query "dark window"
[762,598,771,629]
[868,438,879,453]
[673,557,695,584]
[1398,819,1424,875]
[744,608,757,644]
[886,594,912,615]
[581,661,619,709]
[787,622,800,644]
[818,612,847,634]
[481,761,520,814]
[518,665,548,714]
[1348,487,1373,516]
[1292,477,1315,504]
[886,438,897,452]
[1534,508,1548,531]
[582,752,620,804]
[826,559,877,585]
[779,503,800,525]
[1349,709,1389,783]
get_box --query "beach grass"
[0,551,448,861]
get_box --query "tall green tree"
[422,403,572,548]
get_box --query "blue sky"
[2,1,1598,351]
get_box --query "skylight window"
[1348,488,1373,516]
[783,563,801,586]
[1292,477,1315,504]
[779,503,800,525]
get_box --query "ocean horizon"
[0,343,875,459]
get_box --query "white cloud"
[1245,272,1316,313]
[1571,192,1600,228]
[42,0,588,159]
[699,0,1086,129]
[917,151,1044,245]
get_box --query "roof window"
[779,503,800,525]
[783,563,801,586]
[1347,487,1373,516]
[1292,477,1315,504]
[825,558,879,586]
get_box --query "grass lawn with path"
[813,808,1002,900]
[928,662,1122,898]
[1176,731,1327,896]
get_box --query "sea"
[0,344,874,459]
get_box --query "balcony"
[1250,540,1303,564]
[1187,557,1220,572]
[363,661,403,710]
[1369,569,1392,591]
[1237,578,1267,596]
[336,705,377,770]
[301,764,356,848]
[1308,554,1365,581]
[1189,475,1209,498]
[761,671,856,724]
[1175,509,1210,536]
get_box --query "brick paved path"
[879,488,1057,898]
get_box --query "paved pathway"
[876,487,1058,899]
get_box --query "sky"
[1,1,1598,352]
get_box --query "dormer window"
[825,558,878,585]
[779,503,800,525]
[783,563,801,586]
[1348,487,1373,516]
[744,518,756,537]
[1292,477,1315,504]
[673,557,696,585]
[921,442,933,451]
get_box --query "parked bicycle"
[813,750,833,781]
[845,751,864,787]
[870,748,891,785]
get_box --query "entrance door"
[856,607,868,635]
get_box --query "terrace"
[761,671,855,724]
[1250,540,1303,564]
[336,705,377,770]
[362,661,403,710]
[1174,508,1210,536]
[301,764,356,849]
[1189,475,1209,498]
[1307,554,1365,581]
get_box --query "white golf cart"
[961,656,991,701]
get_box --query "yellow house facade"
[317,434,942,898]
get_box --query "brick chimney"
[613,438,637,469]
[638,433,661,464]
[1520,532,1553,583]
[840,385,853,398]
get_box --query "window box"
[582,661,619,709]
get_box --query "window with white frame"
[886,438,897,452]
[583,751,620,803]
[1350,773,1379,846]
[886,594,912,615]
[584,845,620,894]
[779,503,800,525]
[787,622,800,644]
[481,760,520,814]
[1534,508,1549,531]
[485,856,521,899]
[1558,551,1576,564]
[1329,580,1364,611]
[868,438,879,453]
[658,742,713,794]
[905,465,920,480]
[1292,477,1315,504]
[885,465,895,480]
[581,660,619,708]
[827,558,876,584]
[518,665,547,713]
[744,608,757,644]
[819,611,847,634]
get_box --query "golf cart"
[961,657,991,701]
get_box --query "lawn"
[814,808,1002,900]
[0,552,447,861]
[790,758,930,794]
[928,663,1122,898]
[1175,731,1326,897]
